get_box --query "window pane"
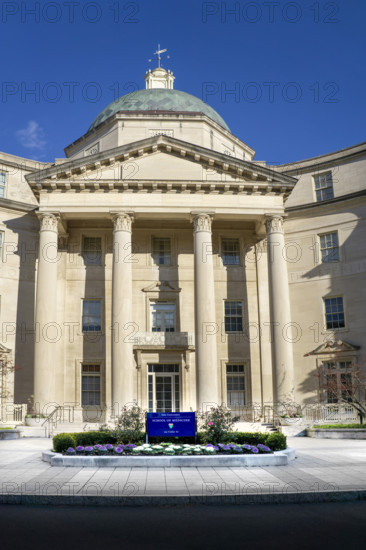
[152,238,171,265]
[150,303,175,332]
[224,302,243,332]
[83,237,102,265]
[319,232,339,263]
[324,297,345,329]
[314,172,334,202]
[82,300,101,331]
[222,238,240,266]
[0,173,6,198]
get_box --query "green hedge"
[313,424,365,430]
[53,430,287,453]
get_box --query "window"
[148,364,180,412]
[314,171,334,202]
[222,238,240,266]
[322,361,353,403]
[152,238,171,265]
[0,232,3,261]
[0,173,6,198]
[82,300,101,332]
[81,364,101,406]
[226,364,246,407]
[323,296,345,329]
[319,232,339,262]
[150,302,175,332]
[224,301,243,332]
[82,237,102,265]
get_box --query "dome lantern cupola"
[144,44,175,89]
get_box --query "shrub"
[52,430,287,451]
[265,432,287,451]
[72,431,118,446]
[197,405,239,444]
[53,433,76,453]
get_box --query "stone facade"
[0,67,365,420]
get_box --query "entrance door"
[148,364,180,412]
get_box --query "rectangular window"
[82,300,101,332]
[0,173,6,198]
[222,238,240,266]
[148,364,180,412]
[323,296,345,329]
[152,238,171,266]
[81,364,101,406]
[322,361,353,404]
[0,232,3,261]
[314,171,334,202]
[224,301,243,332]
[319,232,339,263]
[226,364,246,407]
[82,237,102,265]
[150,302,175,332]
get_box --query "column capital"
[37,212,59,233]
[190,212,214,232]
[111,212,134,232]
[265,216,284,235]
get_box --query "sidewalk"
[1,437,366,505]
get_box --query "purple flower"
[251,447,259,454]
[213,446,219,451]
[99,446,107,452]
[115,447,123,454]
[206,444,214,447]
[105,444,114,450]
[125,444,136,448]
[66,447,75,454]
[84,446,93,452]
[94,444,102,449]
[76,446,84,452]
[242,444,252,450]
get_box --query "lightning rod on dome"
[148,44,170,68]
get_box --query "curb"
[42,448,295,468]
[1,489,366,507]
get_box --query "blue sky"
[1,0,365,164]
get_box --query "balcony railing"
[133,332,194,348]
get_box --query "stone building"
[0,64,365,422]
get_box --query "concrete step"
[52,422,101,435]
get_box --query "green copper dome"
[88,89,230,132]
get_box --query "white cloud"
[16,121,46,150]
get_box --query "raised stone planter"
[307,428,366,440]
[25,418,46,427]
[0,429,20,440]
[42,448,295,467]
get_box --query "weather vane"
[148,44,170,68]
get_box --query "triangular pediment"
[142,280,181,293]
[307,340,360,355]
[25,135,296,197]
[0,343,11,354]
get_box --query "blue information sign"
[147,412,196,437]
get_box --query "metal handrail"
[42,405,75,438]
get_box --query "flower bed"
[64,442,273,456]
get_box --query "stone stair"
[51,422,101,436]
[261,423,279,433]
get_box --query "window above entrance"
[150,302,176,332]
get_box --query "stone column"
[192,213,219,408]
[111,212,134,413]
[265,216,294,404]
[34,213,59,411]
[255,240,273,405]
